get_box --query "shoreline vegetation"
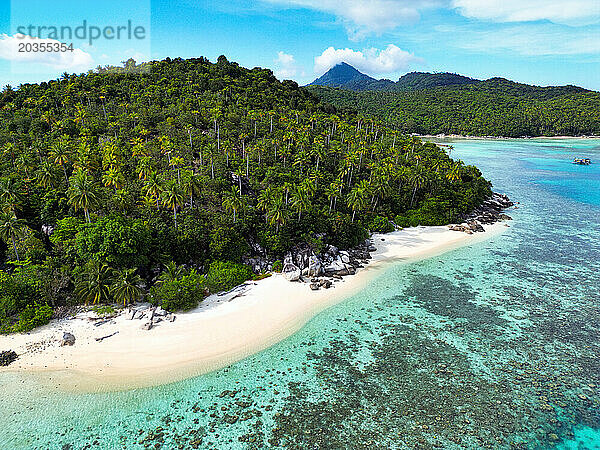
[0,56,515,389]
[0,193,515,391]
[0,219,511,392]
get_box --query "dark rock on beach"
[0,350,18,366]
[61,332,76,346]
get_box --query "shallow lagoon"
[1,138,599,449]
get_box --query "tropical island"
[306,62,600,137]
[0,56,516,386]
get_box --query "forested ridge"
[0,56,491,331]
[308,77,600,137]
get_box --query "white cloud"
[274,51,303,78]
[452,0,600,25]
[0,34,93,70]
[314,44,424,76]
[264,0,442,39]
[438,23,600,55]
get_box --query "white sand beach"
[0,223,507,392]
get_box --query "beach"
[0,223,507,392]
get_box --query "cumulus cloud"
[452,0,600,25]
[0,34,93,70]
[264,0,442,38]
[314,44,424,76]
[274,51,303,78]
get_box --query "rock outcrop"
[0,350,18,366]
[450,192,514,234]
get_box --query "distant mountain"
[395,72,479,90]
[308,62,394,91]
[308,64,480,91]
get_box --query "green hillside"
[0,56,491,330]
[308,78,600,136]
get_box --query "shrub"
[205,261,253,293]
[209,226,248,262]
[0,270,41,322]
[272,260,283,272]
[369,215,395,233]
[74,214,152,267]
[9,304,53,333]
[149,270,206,312]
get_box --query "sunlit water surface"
[1,138,599,449]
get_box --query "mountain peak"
[308,63,394,90]
[309,62,374,87]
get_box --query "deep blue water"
[1,138,599,449]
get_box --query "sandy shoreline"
[0,223,507,392]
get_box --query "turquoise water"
[1,138,600,449]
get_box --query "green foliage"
[149,269,206,312]
[0,56,499,331]
[272,260,283,272]
[9,304,53,333]
[370,216,395,233]
[308,79,600,137]
[74,215,152,267]
[205,261,253,293]
[209,226,249,262]
[0,269,42,322]
[91,305,116,316]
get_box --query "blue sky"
[0,0,599,89]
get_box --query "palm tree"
[0,177,23,213]
[67,168,100,223]
[156,261,185,284]
[74,260,112,305]
[222,187,243,223]
[181,171,202,207]
[161,181,185,227]
[410,167,427,207]
[446,162,462,183]
[49,139,71,182]
[110,268,144,306]
[37,161,58,188]
[102,166,125,192]
[0,211,26,261]
[347,180,370,222]
[143,171,163,208]
[137,156,154,181]
[268,195,287,232]
[290,185,310,220]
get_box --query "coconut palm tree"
[37,161,59,188]
[49,139,71,182]
[347,180,370,222]
[446,162,462,183]
[181,171,202,207]
[102,166,125,192]
[290,184,310,220]
[143,171,163,208]
[0,177,23,213]
[161,181,185,227]
[410,167,427,207]
[0,211,26,261]
[74,260,112,305]
[222,187,243,223]
[67,168,100,223]
[110,268,144,306]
